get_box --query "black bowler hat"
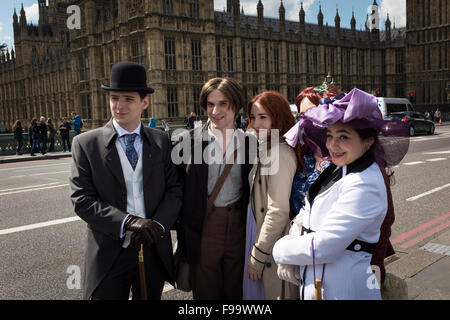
[101,61,154,94]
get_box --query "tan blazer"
[248,141,297,299]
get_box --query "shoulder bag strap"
[206,148,238,214]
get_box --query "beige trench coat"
[248,141,297,299]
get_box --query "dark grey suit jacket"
[69,119,183,299]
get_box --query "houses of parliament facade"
[0,0,449,129]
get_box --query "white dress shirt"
[112,119,166,242]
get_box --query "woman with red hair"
[243,91,301,300]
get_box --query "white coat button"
[354,244,361,251]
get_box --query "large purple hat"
[284,88,409,167]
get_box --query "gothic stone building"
[0,0,448,130]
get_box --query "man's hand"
[124,215,165,246]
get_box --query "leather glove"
[124,215,155,246]
[124,215,165,246]
[148,222,165,243]
[130,231,144,250]
[277,263,300,286]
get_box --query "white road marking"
[0,182,61,193]
[406,183,450,201]
[0,216,82,236]
[0,183,69,196]
[403,161,425,166]
[421,243,450,256]
[0,162,71,172]
[426,158,447,162]
[10,171,70,178]
[423,151,450,155]
[28,171,70,176]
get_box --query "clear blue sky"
[0,0,406,51]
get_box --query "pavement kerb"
[0,152,72,164]
[386,228,450,280]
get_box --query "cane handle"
[315,279,322,300]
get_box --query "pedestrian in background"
[243,91,300,300]
[12,120,23,155]
[161,119,170,134]
[186,112,196,129]
[71,111,83,135]
[58,117,72,152]
[39,116,48,153]
[30,118,44,156]
[434,108,441,123]
[240,114,248,132]
[28,120,34,151]
[148,116,157,128]
[424,110,431,120]
[193,115,202,129]
[175,77,255,300]
[47,118,57,152]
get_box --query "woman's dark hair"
[355,127,395,184]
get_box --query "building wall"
[406,0,450,112]
[4,0,443,130]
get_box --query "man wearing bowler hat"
[69,61,183,300]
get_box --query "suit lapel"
[141,127,159,187]
[102,120,126,188]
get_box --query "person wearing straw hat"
[273,88,409,300]
[69,61,183,300]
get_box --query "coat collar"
[101,118,158,188]
[308,151,375,204]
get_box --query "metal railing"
[0,125,191,156]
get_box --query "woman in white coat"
[273,88,409,300]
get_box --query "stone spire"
[317,4,323,27]
[257,0,263,20]
[335,8,340,29]
[299,2,305,25]
[279,0,285,22]
[20,3,27,27]
[257,0,264,32]
[385,12,392,41]
[350,10,356,30]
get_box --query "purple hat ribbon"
[305,88,381,129]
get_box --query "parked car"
[384,111,435,136]
[377,97,415,119]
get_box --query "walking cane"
[312,237,322,300]
[138,243,148,300]
[314,279,322,300]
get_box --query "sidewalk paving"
[386,229,450,299]
[0,151,72,164]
